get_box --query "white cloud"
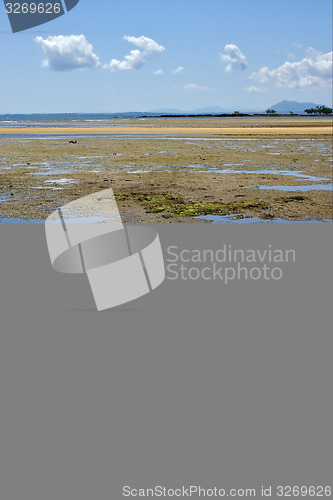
[183,83,210,92]
[244,85,268,93]
[172,66,184,74]
[153,69,164,75]
[35,35,100,71]
[104,35,165,71]
[249,49,333,89]
[220,44,248,72]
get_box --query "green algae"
[115,192,269,217]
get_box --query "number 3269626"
[5,3,62,14]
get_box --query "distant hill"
[148,101,331,116]
[266,100,325,115]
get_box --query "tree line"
[264,106,332,115]
[304,105,332,115]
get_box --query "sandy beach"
[1,126,333,135]
[0,117,332,222]
[1,116,332,136]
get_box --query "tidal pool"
[255,184,332,192]
[196,214,333,223]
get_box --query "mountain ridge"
[267,100,326,114]
[150,101,329,115]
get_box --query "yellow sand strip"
[0,126,332,135]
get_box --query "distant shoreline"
[1,113,332,120]
[0,126,332,135]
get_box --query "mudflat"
[0,117,332,222]
[0,116,332,135]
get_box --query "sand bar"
[0,126,332,135]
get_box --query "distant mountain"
[266,100,325,114]
[148,101,330,116]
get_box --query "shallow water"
[123,165,332,186]
[196,214,333,223]
[255,184,332,192]
[44,178,76,185]
[0,195,17,202]
[0,216,45,223]
[28,163,79,176]
[0,215,118,223]
[75,155,107,159]
[59,216,119,224]
[195,167,331,180]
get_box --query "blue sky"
[0,0,332,113]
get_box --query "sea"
[0,112,172,127]
[1,112,329,130]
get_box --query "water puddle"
[254,184,332,192]
[0,216,45,223]
[30,185,62,191]
[122,166,332,187]
[75,155,106,159]
[128,170,151,174]
[125,165,186,173]
[59,216,119,224]
[0,195,17,202]
[223,163,245,167]
[125,164,207,173]
[28,163,78,176]
[190,167,331,183]
[0,214,118,223]
[44,178,76,185]
[196,213,333,223]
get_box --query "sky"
[0,0,332,113]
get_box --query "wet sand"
[0,117,332,222]
[0,124,332,135]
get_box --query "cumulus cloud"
[153,69,164,75]
[220,44,248,72]
[244,85,268,93]
[103,35,165,71]
[249,49,333,89]
[183,83,210,92]
[35,35,100,71]
[172,66,184,74]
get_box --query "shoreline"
[0,126,332,135]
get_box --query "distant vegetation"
[304,105,332,115]
[265,109,277,115]
[264,105,332,116]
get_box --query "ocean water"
[0,112,251,126]
[1,113,330,128]
[0,112,166,127]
